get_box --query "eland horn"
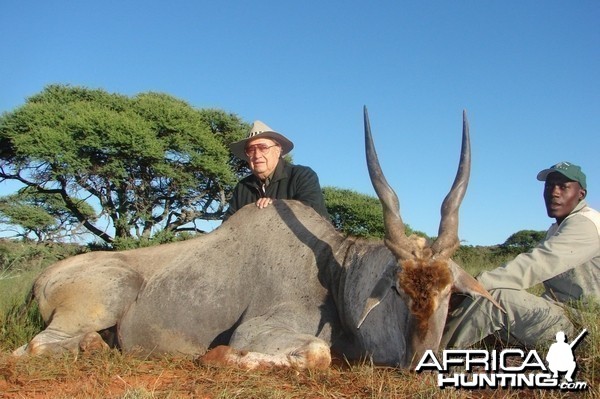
[364,106,415,261]
[430,110,470,259]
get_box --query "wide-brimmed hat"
[229,120,294,160]
[536,161,587,189]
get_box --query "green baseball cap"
[536,161,587,189]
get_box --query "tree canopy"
[323,186,421,239]
[0,187,97,242]
[0,85,249,244]
[499,229,546,254]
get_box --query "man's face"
[543,172,586,222]
[245,138,281,180]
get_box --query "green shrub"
[0,239,87,351]
[453,245,513,276]
[0,294,44,352]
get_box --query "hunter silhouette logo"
[416,329,588,391]
[546,329,586,383]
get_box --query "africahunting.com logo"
[416,329,588,391]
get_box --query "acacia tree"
[0,187,97,242]
[0,85,249,244]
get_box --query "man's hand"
[256,198,274,209]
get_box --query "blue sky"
[1,1,598,245]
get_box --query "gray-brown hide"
[14,109,498,369]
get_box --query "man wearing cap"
[442,161,600,348]
[223,120,329,221]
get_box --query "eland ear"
[448,261,505,313]
[357,264,398,328]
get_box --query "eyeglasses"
[245,143,280,157]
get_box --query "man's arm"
[290,166,329,218]
[478,214,600,291]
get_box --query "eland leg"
[14,262,143,356]
[199,314,331,370]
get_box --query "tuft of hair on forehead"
[399,258,453,332]
[407,235,433,260]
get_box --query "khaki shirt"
[478,200,600,303]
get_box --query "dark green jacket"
[223,159,329,221]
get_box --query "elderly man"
[223,120,329,221]
[443,161,600,348]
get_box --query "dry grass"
[1,349,599,399]
[0,351,434,398]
